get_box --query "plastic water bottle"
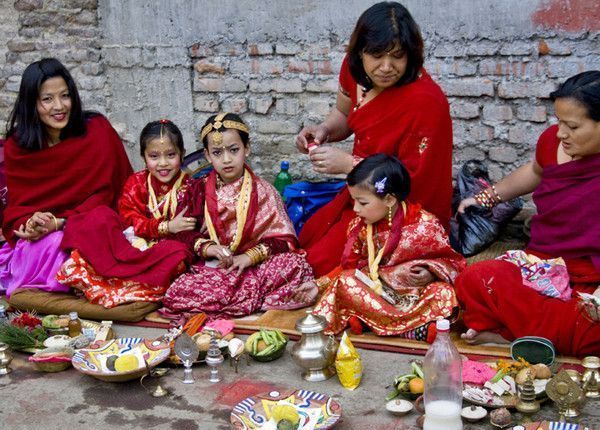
[423,319,463,430]
[274,160,293,200]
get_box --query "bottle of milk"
[423,319,463,430]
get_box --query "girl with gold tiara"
[159,113,318,321]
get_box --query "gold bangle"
[158,221,169,236]
[49,214,58,232]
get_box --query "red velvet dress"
[455,126,600,357]
[299,56,453,277]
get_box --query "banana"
[244,332,261,353]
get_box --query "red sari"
[455,126,600,357]
[313,203,465,336]
[161,168,318,321]
[300,56,453,277]
[2,115,132,245]
[56,170,193,308]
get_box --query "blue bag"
[283,180,346,234]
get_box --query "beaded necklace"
[147,171,185,220]
[353,86,369,111]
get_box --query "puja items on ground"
[489,407,512,427]
[29,345,74,372]
[462,358,552,407]
[245,328,288,362]
[0,311,47,351]
[386,360,424,400]
[335,331,362,390]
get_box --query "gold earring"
[388,206,392,227]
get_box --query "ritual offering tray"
[72,337,170,382]
[510,422,591,430]
[462,359,550,408]
[230,389,342,429]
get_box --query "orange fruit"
[409,377,424,394]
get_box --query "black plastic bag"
[450,160,523,256]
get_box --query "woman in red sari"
[456,71,600,357]
[160,113,318,321]
[0,58,132,297]
[296,2,453,277]
[314,154,465,339]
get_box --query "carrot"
[183,312,206,336]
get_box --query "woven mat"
[144,309,579,364]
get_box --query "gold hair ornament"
[199,112,249,146]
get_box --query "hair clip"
[159,119,169,124]
[374,177,387,194]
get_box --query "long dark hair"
[550,71,600,121]
[6,58,87,150]
[347,1,424,90]
[347,153,411,202]
[139,119,185,159]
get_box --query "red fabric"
[117,170,192,240]
[528,128,600,271]
[535,125,560,167]
[455,259,600,357]
[300,57,453,277]
[60,205,191,287]
[2,115,132,245]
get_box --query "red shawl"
[528,128,600,272]
[300,57,453,260]
[3,115,132,245]
[203,167,298,254]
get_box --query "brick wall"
[1,0,599,185]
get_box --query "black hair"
[550,71,600,121]
[6,58,87,150]
[347,153,411,202]
[347,1,424,90]
[139,120,185,159]
[200,113,249,149]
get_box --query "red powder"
[462,360,497,385]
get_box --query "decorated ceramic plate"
[510,422,590,430]
[230,389,342,430]
[72,337,170,382]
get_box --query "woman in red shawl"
[313,155,464,339]
[456,71,600,357]
[0,58,132,297]
[160,113,318,321]
[296,2,453,277]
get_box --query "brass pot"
[0,342,13,375]
[290,311,337,381]
[582,356,600,399]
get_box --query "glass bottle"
[68,311,82,337]
[423,319,463,430]
[0,305,8,325]
[274,161,293,200]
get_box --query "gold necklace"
[147,171,185,220]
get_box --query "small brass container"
[0,342,13,375]
[581,356,599,398]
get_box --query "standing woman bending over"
[296,1,453,277]
[456,71,600,357]
[0,58,132,297]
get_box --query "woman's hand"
[457,197,478,214]
[407,265,434,288]
[227,254,252,275]
[168,207,196,234]
[296,124,330,154]
[309,146,354,175]
[15,211,57,241]
[205,244,234,268]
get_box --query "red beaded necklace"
[354,86,369,111]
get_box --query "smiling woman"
[0,58,132,297]
[455,71,600,357]
[295,1,454,277]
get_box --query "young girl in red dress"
[160,113,318,321]
[57,120,193,307]
[313,154,465,339]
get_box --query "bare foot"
[461,328,509,345]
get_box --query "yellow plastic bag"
[335,331,362,390]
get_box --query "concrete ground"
[0,323,598,430]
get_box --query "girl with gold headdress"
[160,113,318,321]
